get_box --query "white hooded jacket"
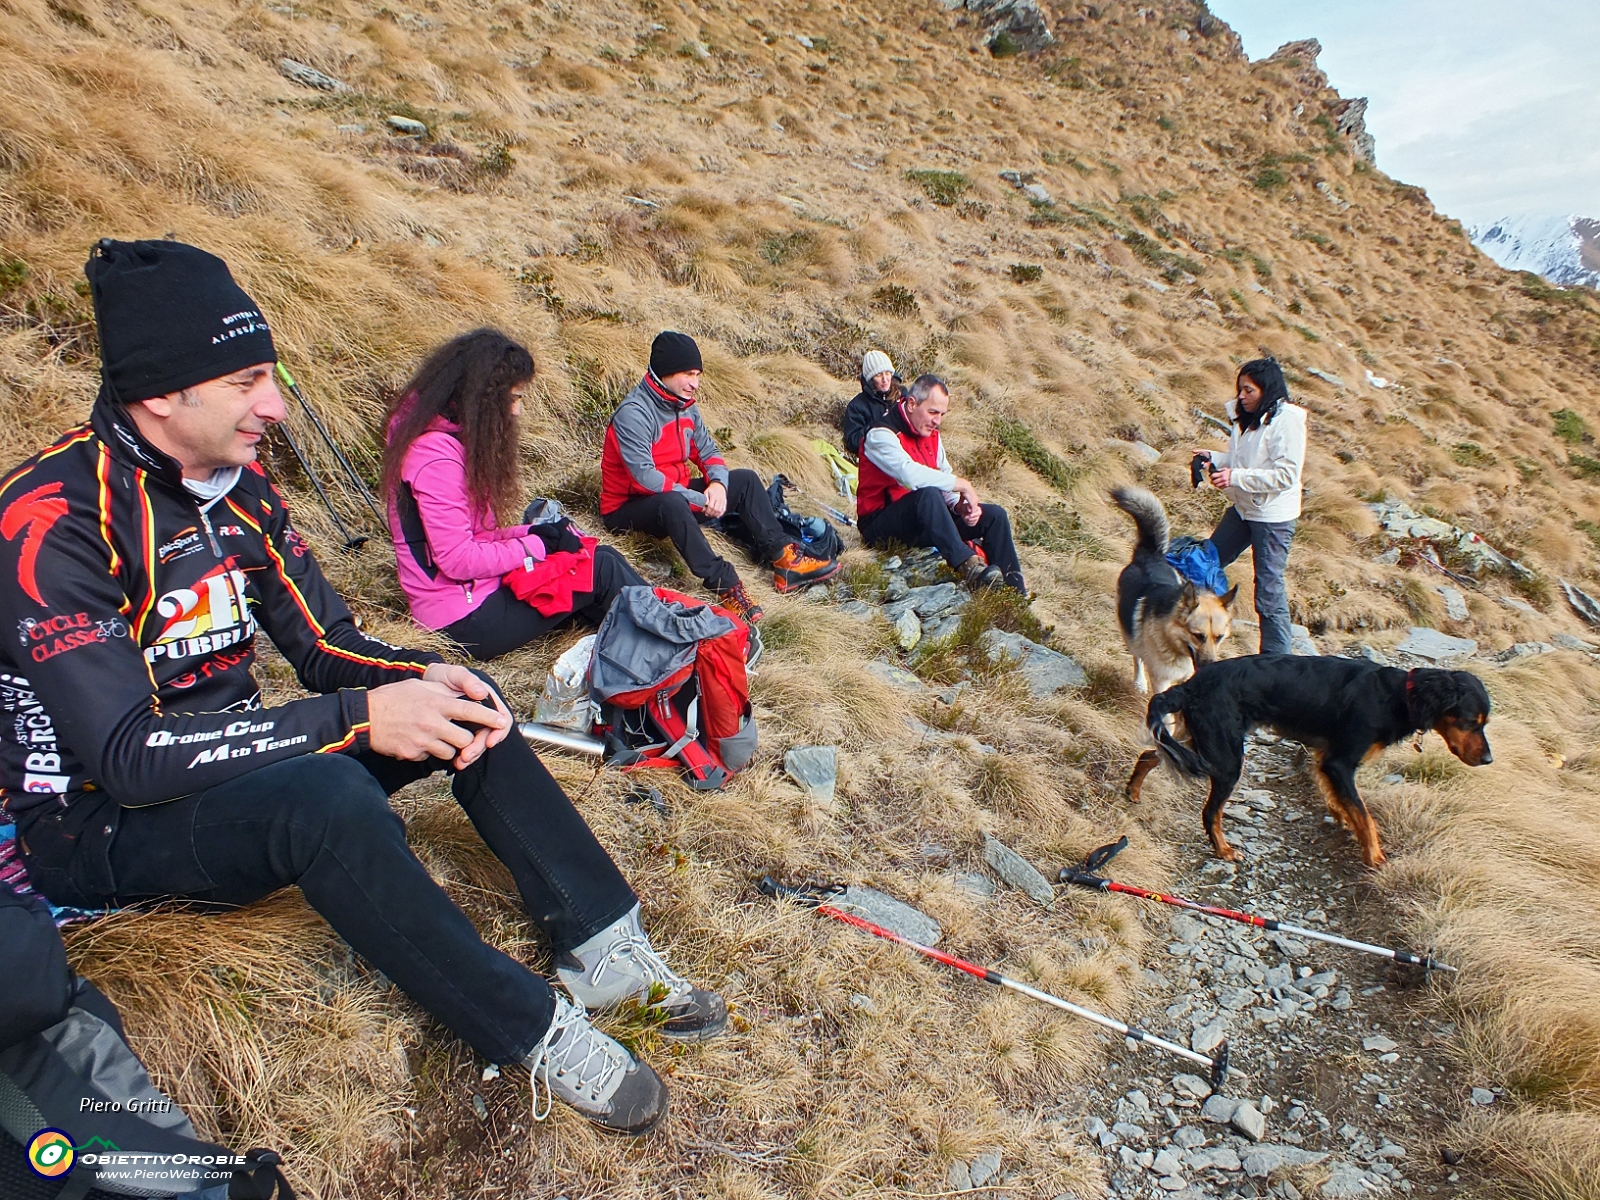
[1210,398,1306,522]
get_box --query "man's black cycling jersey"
[0,392,440,816]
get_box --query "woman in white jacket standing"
[1199,358,1306,655]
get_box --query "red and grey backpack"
[588,587,758,791]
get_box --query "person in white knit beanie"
[841,349,902,455]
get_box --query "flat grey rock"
[837,599,876,621]
[1230,1101,1266,1142]
[1242,1145,1329,1178]
[1201,1094,1241,1123]
[951,872,996,897]
[1470,1087,1495,1106]
[923,613,963,644]
[1153,1148,1185,1177]
[946,1160,971,1191]
[894,607,922,650]
[980,629,1087,693]
[1320,1161,1386,1198]
[969,1149,1002,1187]
[884,575,909,601]
[1192,1020,1228,1055]
[907,581,966,619]
[864,661,926,691]
[386,114,428,136]
[1185,1145,1242,1171]
[1494,641,1553,663]
[1172,1123,1207,1148]
[784,746,837,804]
[982,834,1055,905]
[1362,1035,1398,1053]
[1499,595,1537,614]
[1306,368,1347,389]
[1554,632,1596,651]
[831,886,941,946]
[1111,1121,1148,1142]
[1171,914,1206,943]
[279,58,350,92]
[1560,578,1600,625]
[1396,626,1478,661]
[1172,1074,1213,1100]
[1437,586,1469,622]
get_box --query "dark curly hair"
[383,328,534,524]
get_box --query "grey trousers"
[1211,506,1296,655]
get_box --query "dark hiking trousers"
[859,486,1024,590]
[602,468,787,593]
[443,545,646,661]
[1210,505,1296,655]
[18,723,637,1066]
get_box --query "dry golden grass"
[1,0,1598,1195]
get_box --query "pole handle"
[1082,835,1129,874]
[755,876,844,908]
[274,361,298,390]
[1058,868,1110,890]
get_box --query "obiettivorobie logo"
[27,1127,251,1184]
[26,1129,79,1178]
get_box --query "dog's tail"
[1111,485,1169,557]
[1146,687,1208,777]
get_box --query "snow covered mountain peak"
[1471,214,1600,289]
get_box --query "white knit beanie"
[861,350,894,381]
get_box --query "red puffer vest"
[855,401,942,518]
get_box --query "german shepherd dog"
[1142,655,1492,867]
[1111,486,1237,696]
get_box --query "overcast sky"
[1207,0,1600,227]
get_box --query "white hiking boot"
[527,994,667,1135]
[556,904,729,1041]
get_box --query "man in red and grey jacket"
[600,331,838,623]
[857,374,1026,593]
[0,239,726,1136]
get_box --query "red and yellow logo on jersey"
[146,564,256,663]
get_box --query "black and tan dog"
[1111,485,1237,696]
[1137,655,1492,867]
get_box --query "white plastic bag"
[534,635,597,731]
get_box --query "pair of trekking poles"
[760,838,1455,1087]
[269,362,385,551]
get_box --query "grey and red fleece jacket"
[599,373,729,515]
[0,391,441,817]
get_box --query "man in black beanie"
[0,239,731,1137]
[598,330,839,621]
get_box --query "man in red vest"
[856,375,1026,593]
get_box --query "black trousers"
[602,468,787,592]
[443,545,645,661]
[859,487,1024,588]
[19,726,637,1065]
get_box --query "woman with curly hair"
[384,328,644,661]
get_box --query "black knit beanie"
[84,239,277,403]
[649,330,702,378]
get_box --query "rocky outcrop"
[1337,97,1377,164]
[956,0,1054,55]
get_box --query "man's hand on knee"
[953,479,983,526]
[700,481,727,518]
[369,665,512,769]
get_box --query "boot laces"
[530,996,628,1122]
[584,924,692,1010]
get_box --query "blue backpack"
[1166,536,1231,597]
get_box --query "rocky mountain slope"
[1,0,1599,1198]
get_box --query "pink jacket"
[387,416,545,629]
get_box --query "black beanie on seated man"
[649,330,702,380]
[84,238,277,403]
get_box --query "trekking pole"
[274,362,387,527]
[757,876,1235,1087]
[270,421,368,553]
[773,473,856,527]
[1059,838,1457,974]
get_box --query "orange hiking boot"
[718,580,764,624]
[771,543,840,593]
